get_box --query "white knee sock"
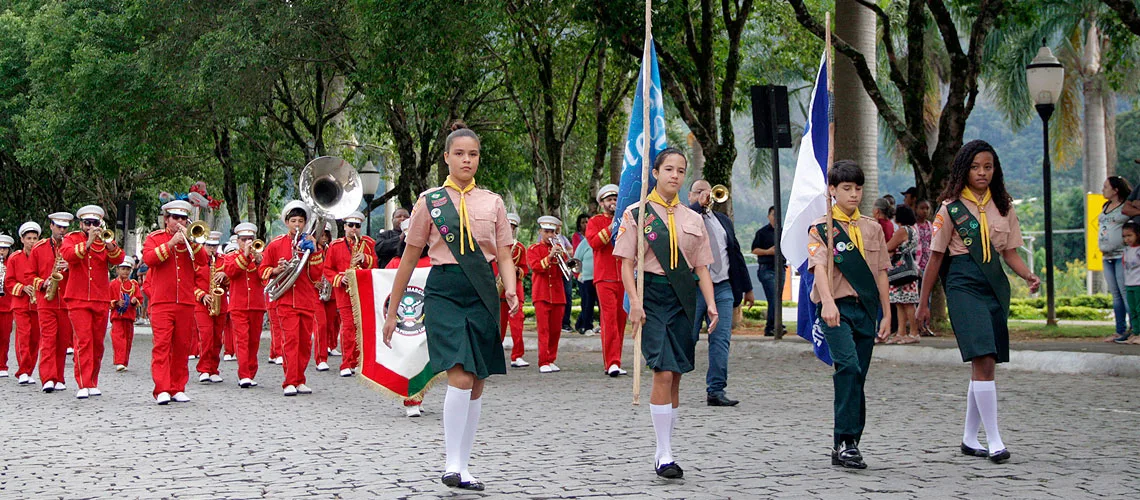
[459,396,482,482]
[962,381,983,449]
[670,406,679,436]
[443,386,472,474]
[972,380,1005,452]
[651,404,673,466]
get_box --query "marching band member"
[527,216,568,373]
[323,210,376,377]
[0,235,14,378]
[224,222,267,388]
[193,231,227,384]
[614,148,718,479]
[917,141,1039,464]
[501,213,529,368]
[8,223,40,385]
[312,223,336,372]
[221,242,238,362]
[142,200,209,405]
[110,257,140,372]
[586,183,628,376]
[30,211,75,393]
[260,200,325,397]
[806,160,891,469]
[383,121,519,491]
[61,205,125,398]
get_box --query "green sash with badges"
[815,221,880,318]
[632,205,697,324]
[943,200,1011,314]
[425,188,499,317]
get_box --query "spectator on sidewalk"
[573,238,596,336]
[750,206,784,337]
[1100,176,1132,343]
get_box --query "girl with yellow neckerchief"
[917,140,1040,465]
[384,121,519,492]
[614,148,717,480]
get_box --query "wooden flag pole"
[632,0,652,406]
[824,12,835,283]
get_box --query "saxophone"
[208,259,226,317]
[44,254,65,301]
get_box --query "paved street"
[0,330,1136,499]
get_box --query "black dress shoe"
[960,443,988,457]
[988,449,1011,463]
[655,462,684,479]
[832,444,867,469]
[458,480,485,491]
[441,472,461,487]
[707,394,740,406]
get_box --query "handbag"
[888,227,919,286]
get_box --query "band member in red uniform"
[110,257,140,372]
[527,216,568,373]
[586,183,628,376]
[225,222,267,388]
[0,234,14,378]
[142,200,209,405]
[29,211,74,393]
[221,242,238,362]
[313,223,338,372]
[324,210,376,377]
[501,213,529,367]
[194,231,228,384]
[8,223,40,385]
[260,200,325,397]
[61,205,126,398]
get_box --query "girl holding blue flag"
[382,121,520,492]
[615,148,718,479]
[917,140,1040,464]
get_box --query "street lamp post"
[1026,43,1065,326]
[359,160,381,239]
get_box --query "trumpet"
[548,238,580,281]
[250,239,265,253]
[709,184,730,205]
[186,221,210,245]
[100,228,116,244]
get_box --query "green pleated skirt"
[642,274,696,374]
[944,255,1010,363]
[423,264,506,379]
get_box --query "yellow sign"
[1087,193,1105,271]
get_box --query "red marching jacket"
[224,251,267,312]
[141,229,210,306]
[61,231,126,303]
[6,250,35,311]
[109,278,141,321]
[258,234,325,311]
[526,241,566,305]
[29,238,69,310]
[586,214,621,283]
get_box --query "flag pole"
[632,0,652,406]
[824,12,835,284]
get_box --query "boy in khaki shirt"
[807,160,891,469]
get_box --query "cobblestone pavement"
[0,330,1136,499]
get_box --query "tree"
[834,0,879,212]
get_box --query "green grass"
[1006,321,1109,339]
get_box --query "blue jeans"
[693,281,735,396]
[1104,257,1130,335]
[756,265,778,333]
[562,277,574,330]
[574,280,596,331]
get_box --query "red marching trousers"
[231,310,264,381]
[0,312,11,372]
[595,280,628,369]
[268,306,283,359]
[110,318,134,367]
[324,300,339,351]
[279,305,313,388]
[37,308,71,385]
[194,310,226,375]
[312,302,330,365]
[222,315,235,356]
[337,306,358,371]
[149,304,195,397]
[13,309,39,378]
[68,301,108,389]
[499,300,525,361]
[534,300,563,366]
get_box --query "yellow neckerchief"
[830,205,865,257]
[960,188,993,262]
[647,189,680,269]
[443,176,477,254]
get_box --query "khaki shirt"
[405,185,512,265]
[807,215,889,303]
[930,198,1023,256]
[613,200,713,275]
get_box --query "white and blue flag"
[781,51,833,365]
[612,42,668,239]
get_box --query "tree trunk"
[1082,23,1106,195]
[689,132,705,181]
[609,141,623,184]
[834,0,879,213]
[214,127,241,227]
[1105,89,1117,176]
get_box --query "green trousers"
[1127,286,1140,334]
[817,297,877,447]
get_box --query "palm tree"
[834,0,879,212]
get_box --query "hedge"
[1011,294,1112,310]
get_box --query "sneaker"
[209,374,223,383]
[1113,333,1133,344]
[283,385,298,396]
[511,358,530,368]
[539,365,553,373]
[172,392,191,403]
[329,348,342,356]
[548,363,560,372]
[316,362,330,371]
[54,381,65,391]
[188,354,197,360]
[582,328,596,337]
[406,405,422,417]
[88,388,101,396]
[66,347,74,355]
[115,365,126,372]
[592,327,601,334]
[249,380,258,387]
[339,368,354,377]
[561,328,574,334]
[239,378,252,388]
[0,370,8,378]
[296,384,312,394]
[76,388,89,399]
[273,357,284,365]
[17,374,29,384]
[199,373,211,383]
[606,364,626,377]
[223,354,235,362]
[156,392,171,405]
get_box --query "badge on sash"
[430,208,441,218]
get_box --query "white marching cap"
[206,231,223,245]
[48,212,74,227]
[119,256,135,268]
[19,221,41,236]
[507,213,521,226]
[596,184,619,203]
[281,200,310,223]
[76,205,106,221]
[0,234,13,247]
[537,215,561,230]
[223,243,239,254]
[233,222,258,237]
[162,200,193,216]
[344,211,365,224]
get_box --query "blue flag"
[612,42,668,240]
[781,51,833,365]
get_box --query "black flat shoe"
[457,481,485,491]
[706,393,739,407]
[960,443,988,457]
[441,472,461,487]
[832,445,867,469]
[655,462,683,478]
[988,449,1011,463]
